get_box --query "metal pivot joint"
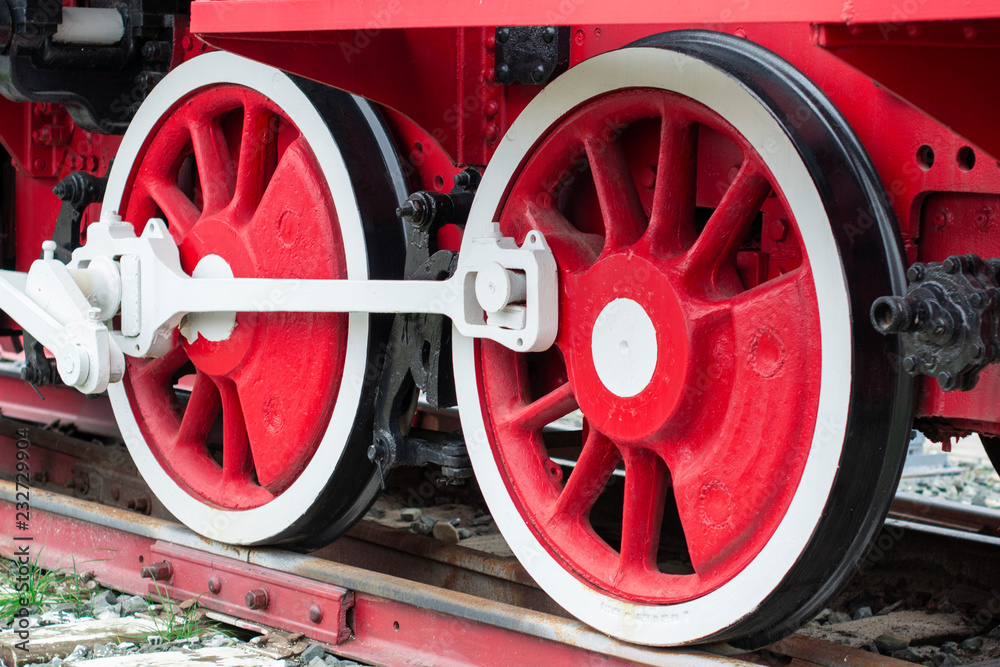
[871,254,1000,391]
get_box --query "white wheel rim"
[105,52,402,544]
[454,47,852,645]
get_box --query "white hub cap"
[591,298,657,397]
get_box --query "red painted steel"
[119,84,348,507]
[0,376,120,438]
[150,543,354,645]
[477,88,818,601]
[819,21,1000,162]
[190,0,1000,33]
[0,491,726,665]
[339,595,640,667]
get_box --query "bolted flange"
[871,254,1000,391]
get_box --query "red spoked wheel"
[456,32,912,647]
[104,52,405,545]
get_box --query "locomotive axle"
[0,211,558,394]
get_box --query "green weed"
[138,578,227,644]
[0,548,113,624]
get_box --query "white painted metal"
[591,298,658,398]
[453,47,853,645]
[52,7,125,45]
[180,255,237,343]
[65,212,557,361]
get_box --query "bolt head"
[902,356,918,373]
[497,28,510,43]
[543,26,557,43]
[245,588,269,610]
[937,371,956,390]
[208,577,222,595]
[309,604,324,623]
[496,64,510,83]
[943,256,961,274]
[907,264,925,283]
[531,64,547,83]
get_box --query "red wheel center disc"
[566,253,690,443]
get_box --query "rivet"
[208,577,222,595]
[309,604,324,623]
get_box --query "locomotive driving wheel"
[455,32,913,647]
[103,52,405,545]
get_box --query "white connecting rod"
[0,214,558,394]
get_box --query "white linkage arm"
[0,212,558,395]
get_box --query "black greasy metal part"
[494,26,569,85]
[369,250,470,485]
[0,1,11,52]
[0,0,183,133]
[20,331,55,386]
[628,31,913,649]
[371,179,472,486]
[396,190,473,236]
[871,255,1000,392]
[50,170,108,263]
[398,167,477,277]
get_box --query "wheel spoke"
[499,382,578,433]
[666,267,818,576]
[129,343,188,383]
[682,161,770,290]
[581,133,646,255]
[233,100,278,217]
[517,199,602,273]
[176,371,221,448]
[214,378,254,485]
[142,178,200,239]
[189,120,235,216]
[551,430,621,521]
[248,136,311,236]
[645,117,698,255]
[617,448,669,575]
[726,265,810,332]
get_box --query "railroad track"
[2,414,999,665]
[0,480,925,667]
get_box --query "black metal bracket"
[872,254,1000,391]
[494,26,569,85]
[369,250,467,487]
[20,331,55,388]
[0,0,185,133]
[50,169,108,262]
[369,171,482,486]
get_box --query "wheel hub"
[591,297,657,398]
[567,253,690,442]
[177,217,255,376]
